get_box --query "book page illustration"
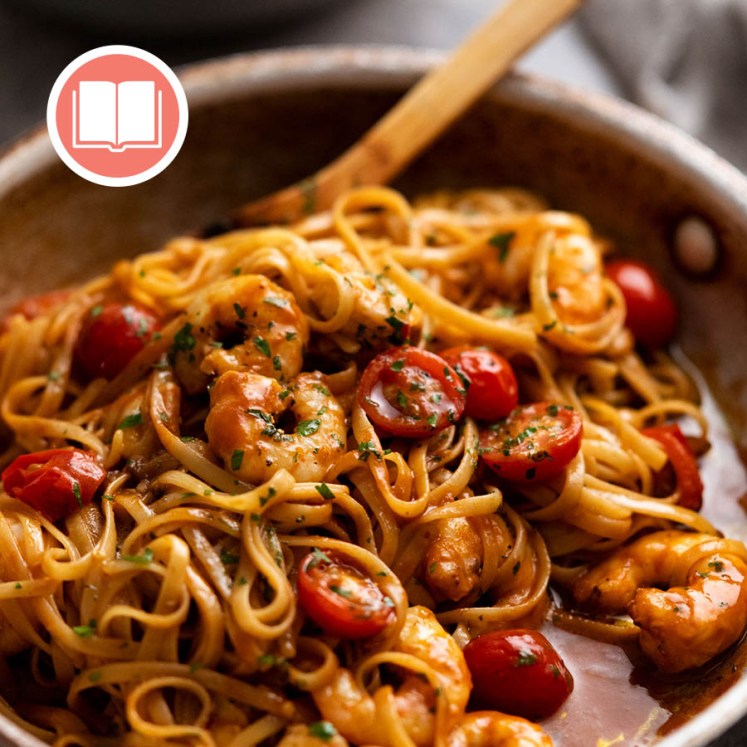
[72,80,162,152]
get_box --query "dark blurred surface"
[0,0,616,147]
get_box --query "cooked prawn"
[312,605,471,747]
[424,517,484,603]
[546,233,604,326]
[572,530,747,671]
[172,274,309,394]
[310,250,419,349]
[205,370,346,484]
[448,712,552,747]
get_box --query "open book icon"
[72,81,163,152]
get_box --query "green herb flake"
[189,661,204,673]
[72,481,83,509]
[428,562,438,575]
[90,305,103,318]
[298,419,321,437]
[396,389,408,408]
[315,483,335,501]
[233,303,246,320]
[231,449,244,471]
[14,582,22,590]
[88,670,102,682]
[47,370,61,382]
[488,231,516,263]
[121,547,155,565]
[253,336,272,358]
[220,550,240,565]
[329,584,352,598]
[709,559,725,573]
[516,650,537,667]
[285,331,297,341]
[308,721,338,742]
[117,412,144,430]
[385,315,405,331]
[72,620,96,638]
[272,355,282,372]
[390,359,405,372]
[426,413,438,428]
[172,323,196,353]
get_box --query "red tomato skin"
[440,346,518,421]
[2,449,106,521]
[357,346,466,438]
[479,403,583,482]
[606,260,677,349]
[2,289,72,331]
[642,424,704,510]
[463,630,574,721]
[74,303,159,381]
[297,552,394,639]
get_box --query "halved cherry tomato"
[297,550,394,639]
[479,402,583,482]
[2,448,106,522]
[74,303,159,381]
[606,259,677,349]
[642,424,703,510]
[440,346,518,421]
[357,346,466,438]
[463,629,573,720]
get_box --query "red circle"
[54,53,182,179]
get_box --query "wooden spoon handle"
[236,0,584,226]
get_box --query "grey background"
[0,1,743,745]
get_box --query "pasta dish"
[0,186,744,746]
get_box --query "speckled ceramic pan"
[1,46,746,747]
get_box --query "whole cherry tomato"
[357,346,466,438]
[297,549,394,639]
[479,402,583,482]
[2,448,106,522]
[74,303,159,380]
[606,259,677,349]
[463,629,574,720]
[642,423,703,510]
[440,346,518,422]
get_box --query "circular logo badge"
[47,45,188,187]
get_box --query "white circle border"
[46,45,189,188]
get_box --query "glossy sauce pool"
[541,351,747,746]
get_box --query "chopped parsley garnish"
[117,412,144,430]
[233,302,246,319]
[72,481,82,509]
[220,550,240,565]
[315,483,335,501]
[253,336,271,358]
[72,620,96,638]
[516,650,537,667]
[426,413,438,428]
[121,548,155,565]
[308,721,338,741]
[390,359,405,372]
[172,323,196,352]
[329,585,352,598]
[230,450,244,470]
[90,305,103,318]
[297,419,321,437]
[488,231,516,263]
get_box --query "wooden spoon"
[234,0,584,226]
